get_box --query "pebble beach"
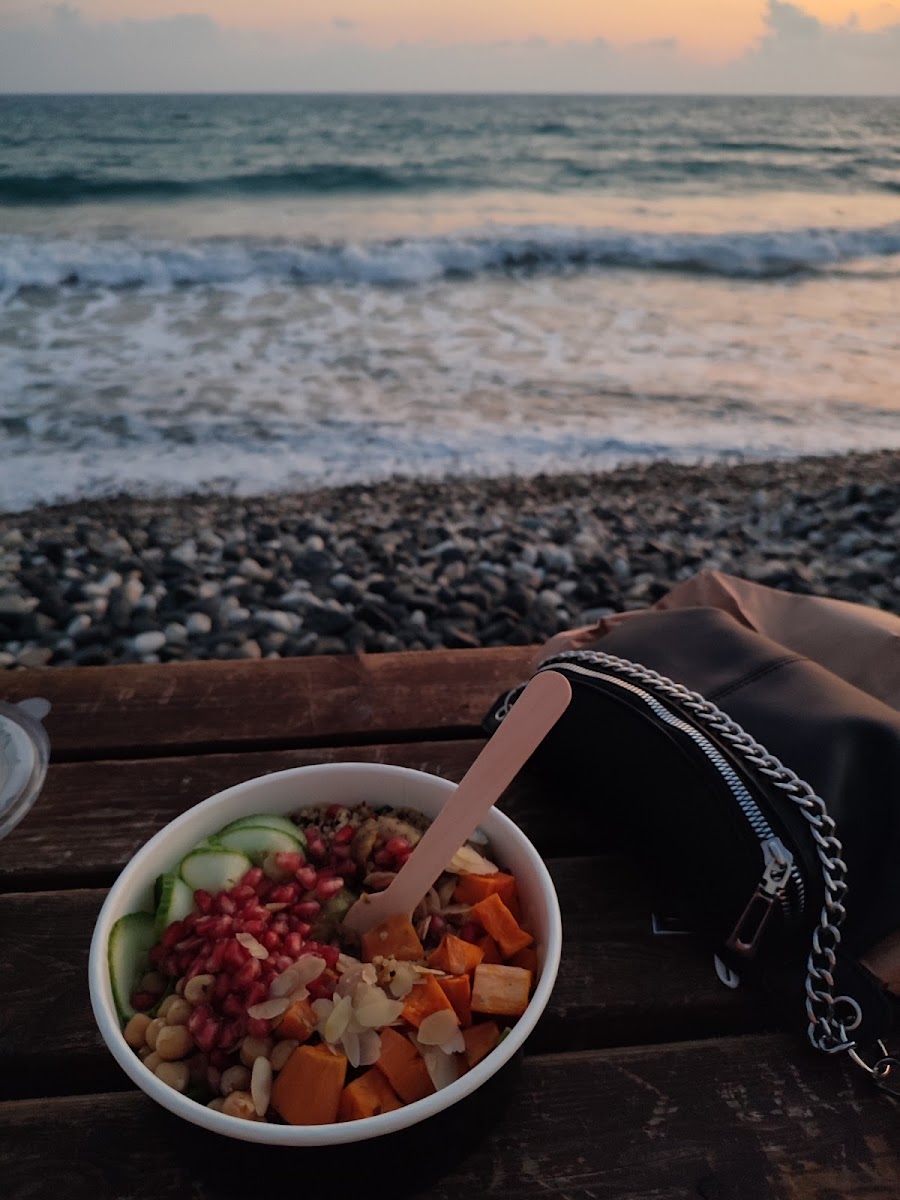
[1,450,897,670]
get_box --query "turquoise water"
[2,94,899,510]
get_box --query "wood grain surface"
[0,647,534,758]
[2,1035,896,1200]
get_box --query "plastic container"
[0,697,50,841]
[89,761,562,1146]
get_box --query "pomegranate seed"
[269,883,299,905]
[337,860,359,880]
[195,1018,220,1054]
[194,890,213,914]
[188,1004,212,1036]
[214,973,231,1000]
[186,957,210,981]
[315,877,344,901]
[234,959,262,989]
[129,991,156,1011]
[245,980,268,1007]
[224,941,247,970]
[194,916,217,937]
[325,804,343,819]
[236,919,267,936]
[295,866,318,890]
[161,920,186,948]
[255,879,273,901]
[331,844,351,861]
[307,972,336,1001]
[429,914,447,938]
[216,895,236,916]
[373,848,393,868]
[274,851,304,874]
[274,955,294,972]
[384,836,410,857]
[230,884,256,903]
[307,837,326,861]
[458,921,480,942]
[293,899,321,920]
[241,867,264,889]
[262,930,282,951]
[284,932,305,957]
[247,1018,271,1039]
[163,954,180,977]
[333,825,355,846]
[205,940,229,972]
[293,921,312,939]
[222,993,245,1017]
[219,1019,245,1050]
[395,851,411,867]
[271,917,289,935]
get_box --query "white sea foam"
[4,221,900,294]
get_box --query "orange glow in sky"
[67,0,900,56]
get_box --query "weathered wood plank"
[0,648,533,759]
[0,860,761,1100]
[0,740,601,890]
[2,1034,897,1200]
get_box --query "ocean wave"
[4,223,900,292]
[0,163,457,205]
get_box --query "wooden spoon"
[341,669,572,936]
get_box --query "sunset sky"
[2,0,899,91]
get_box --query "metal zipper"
[538,660,807,943]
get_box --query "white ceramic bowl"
[89,762,562,1145]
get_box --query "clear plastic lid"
[0,697,50,841]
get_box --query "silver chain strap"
[538,648,859,1057]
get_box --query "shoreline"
[2,450,898,669]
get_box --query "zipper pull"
[725,838,794,958]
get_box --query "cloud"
[0,1,898,93]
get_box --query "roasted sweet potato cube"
[471,963,533,1017]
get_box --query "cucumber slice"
[219,813,307,849]
[217,825,303,864]
[108,911,157,1022]
[179,848,252,893]
[154,872,196,937]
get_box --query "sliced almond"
[235,931,269,960]
[445,843,498,876]
[250,1054,272,1116]
[247,997,291,1021]
[417,1009,461,1047]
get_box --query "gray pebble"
[132,630,166,655]
[186,611,213,635]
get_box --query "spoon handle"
[342,670,572,935]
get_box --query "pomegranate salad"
[110,803,538,1124]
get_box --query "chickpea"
[137,1045,152,1061]
[162,997,192,1026]
[155,1061,190,1093]
[123,1013,152,1049]
[269,1039,299,1072]
[157,995,178,1019]
[143,1051,161,1073]
[155,1023,195,1061]
[239,1036,273,1068]
[221,1090,260,1121]
[220,1065,252,1096]
[139,971,166,995]
[183,974,216,1006]
[144,1017,167,1050]
[207,1098,225,1113]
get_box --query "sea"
[2,93,899,513]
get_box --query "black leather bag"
[486,606,900,1089]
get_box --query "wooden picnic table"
[1,647,898,1200]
